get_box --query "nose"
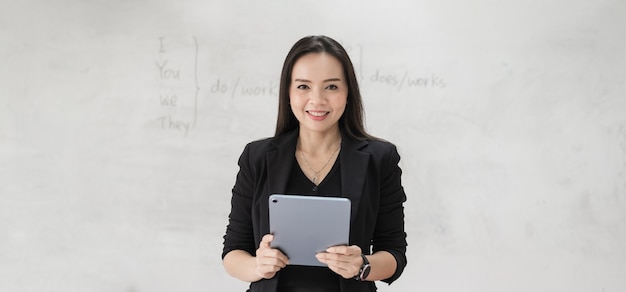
[309,88,325,104]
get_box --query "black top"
[277,156,342,292]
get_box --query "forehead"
[291,53,344,79]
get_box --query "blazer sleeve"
[373,143,408,284]
[222,143,257,258]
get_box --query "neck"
[297,128,342,154]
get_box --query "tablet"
[269,194,351,267]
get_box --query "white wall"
[1,0,625,291]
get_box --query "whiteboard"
[1,0,625,291]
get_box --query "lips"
[307,110,329,117]
[306,110,329,120]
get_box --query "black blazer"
[223,130,407,292]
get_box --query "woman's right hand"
[255,234,289,279]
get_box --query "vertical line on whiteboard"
[159,37,166,53]
[192,36,199,128]
[231,77,240,100]
[398,70,408,92]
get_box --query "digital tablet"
[269,194,351,267]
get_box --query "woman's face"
[289,53,348,135]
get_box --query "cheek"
[289,97,303,116]
[333,93,349,108]
[289,92,305,107]
[336,97,348,116]
[288,89,299,104]
[337,104,347,116]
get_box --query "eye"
[326,84,339,90]
[296,84,310,90]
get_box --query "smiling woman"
[2,1,625,291]
[221,35,408,292]
[289,52,348,168]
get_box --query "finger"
[256,256,288,279]
[257,258,283,270]
[321,259,359,279]
[316,252,349,267]
[316,251,339,263]
[317,250,362,279]
[257,246,289,267]
[326,244,360,255]
[268,249,289,267]
[315,252,329,264]
[259,234,274,248]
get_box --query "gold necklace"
[299,141,341,184]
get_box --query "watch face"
[362,264,371,280]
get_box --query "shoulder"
[240,130,298,160]
[360,138,399,158]
[342,134,401,169]
[244,136,274,152]
[363,138,396,151]
[358,138,402,171]
[238,137,274,165]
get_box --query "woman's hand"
[315,245,363,279]
[255,234,289,279]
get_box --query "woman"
[222,35,407,292]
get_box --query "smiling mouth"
[307,110,329,117]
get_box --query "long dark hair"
[274,35,374,141]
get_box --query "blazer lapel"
[340,136,369,222]
[266,130,299,195]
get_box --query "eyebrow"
[293,78,342,83]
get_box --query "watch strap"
[354,254,370,281]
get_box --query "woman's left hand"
[315,245,363,279]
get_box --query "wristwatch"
[354,254,371,281]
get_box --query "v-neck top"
[289,154,341,195]
[277,155,342,291]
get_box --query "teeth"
[308,111,327,117]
